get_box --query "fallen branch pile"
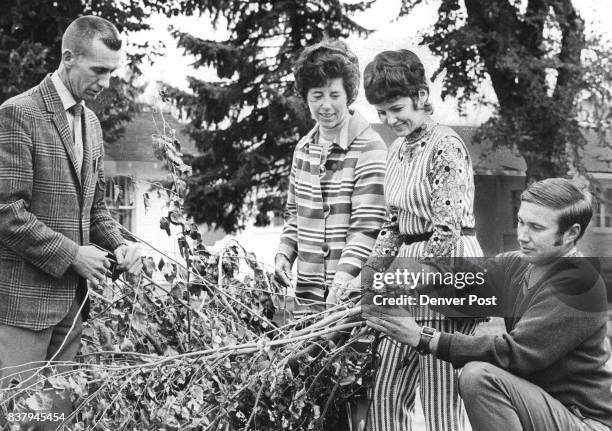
[0,106,374,430]
[1,244,373,430]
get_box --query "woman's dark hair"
[293,40,360,105]
[363,49,432,113]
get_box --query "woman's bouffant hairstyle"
[364,49,433,114]
[293,40,360,105]
[520,178,593,242]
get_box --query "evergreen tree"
[165,0,374,233]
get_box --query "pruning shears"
[91,243,123,281]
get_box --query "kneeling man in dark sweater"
[363,178,612,431]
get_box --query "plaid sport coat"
[0,75,125,330]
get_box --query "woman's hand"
[273,254,292,289]
[345,273,361,297]
[361,305,421,348]
[326,279,349,308]
[326,273,362,307]
[326,286,340,307]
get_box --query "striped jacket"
[0,75,125,330]
[277,110,387,304]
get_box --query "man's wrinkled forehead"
[81,37,123,69]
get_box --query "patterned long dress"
[368,117,483,431]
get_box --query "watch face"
[422,326,436,336]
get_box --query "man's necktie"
[68,103,84,174]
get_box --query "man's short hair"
[62,15,122,56]
[293,40,360,105]
[363,49,433,114]
[521,178,593,241]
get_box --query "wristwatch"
[415,326,437,355]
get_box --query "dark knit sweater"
[434,252,612,427]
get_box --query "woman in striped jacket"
[275,40,387,311]
[362,50,484,431]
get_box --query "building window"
[593,188,612,228]
[105,176,136,232]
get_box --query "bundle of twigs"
[0,103,374,430]
[0,241,373,431]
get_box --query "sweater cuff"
[435,332,454,363]
[276,242,297,264]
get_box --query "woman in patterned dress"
[362,50,483,430]
[274,40,387,311]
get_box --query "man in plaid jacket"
[0,15,141,411]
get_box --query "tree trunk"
[463,0,585,180]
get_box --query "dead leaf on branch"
[102,281,116,303]
[168,209,186,226]
[188,223,202,242]
[152,134,168,161]
[177,236,190,258]
[176,163,192,176]
[97,323,114,350]
[120,338,135,352]
[47,375,70,392]
[130,302,147,333]
[163,263,177,283]
[143,192,151,213]
[24,392,53,411]
[170,281,186,300]
[159,216,171,236]
[175,179,188,198]
[142,256,157,277]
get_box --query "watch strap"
[416,326,436,355]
